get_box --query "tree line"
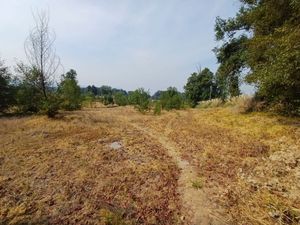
[1,1,299,116]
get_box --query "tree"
[58,69,81,110]
[103,94,114,105]
[215,0,300,113]
[213,36,246,97]
[114,92,128,106]
[24,10,60,100]
[0,59,14,112]
[14,63,44,113]
[98,86,113,96]
[184,68,216,107]
[128,88,150,113]
[87,85,98,96]
[152,91,163,100]
[159,87,183,110]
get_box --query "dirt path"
[129,120,226,225]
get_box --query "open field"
[1,106,300,225]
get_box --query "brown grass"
[0,106,299,224]
[0,109,181,224]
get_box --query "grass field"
[1,106,299,224]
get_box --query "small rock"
[109,141,122,150]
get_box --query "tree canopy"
[215,0,300,113]
[159,87,184,110]
[0,60,14,112]
[184,68,217,107]
[58,69,81,110]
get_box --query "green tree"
[103,94,114,105]
[153,101,162,115]
[215,0,300,113]
[213,36,246,97]
[58,69,81,110]
[128,88,150,113]
[184,68,216,107]
[14,63,44,113]
[87,85,98,96]
[114,92,128,106]
[159,87,183,110]
[98,86,113,96]
[0,60,14,112]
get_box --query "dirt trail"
[129,119,225,225]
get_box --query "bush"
[128,88,150,113]
[15,81,43,114]
[82,91,95,107]
[103,94,114,105]
[160,87,183,110]
[153,101,162,115]
[114,92,128,106]
[41,93,61,118]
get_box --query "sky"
[1,0,253,93]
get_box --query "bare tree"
[24,10,60,99]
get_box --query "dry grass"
[130,107,300,225]
[198,99,223,109]
[0,106,299,224]
[0,109,181,224]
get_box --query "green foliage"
[103,94,114,105]
[114,92,128,106]
[215,0,300,114]
[128,88,150,113]
[246,24,300,113]
[159,87,183,110]
[99,85,113,96]
[0,60,15,112]
[153,101,162,115]
[40,92,61,117]
[99,209,131,225]
[82,91,95,107]
[87,85,98,96]
[184,68,218,107]
[14,64,44,113]
[214,36,247,97]
[152,90,162,100]
[191,178,203,189]
[58,69,81,110]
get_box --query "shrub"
[128,88,150,113]
[153,101,162,115]
[160,87,183,110]
[15,79,43,114]
[82,91,95,107]
[103,94,114,105]
[41,93,61,118]
[191,178,203,189]
[114,92,128,106]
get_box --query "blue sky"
[1,0,252,93]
